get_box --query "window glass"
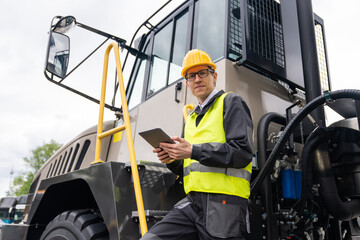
[194,0,226,61]
[169,10,189,84]
[0,209,8,218]
[148,22,173,96]
[128,40,150,110]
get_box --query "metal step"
[132,210,169,218]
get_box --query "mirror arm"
[72,22,144,57]
[59,37,110,83]
[122,45,147,58]
[44,69,122,112]
[47,17,148,112]
[76,22,127,46]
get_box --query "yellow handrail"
[182,104,194,121]
[91,42,148,235]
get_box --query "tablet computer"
[138,128,175,148]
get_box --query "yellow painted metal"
[183,104,194,121]
[113,131,123,143]
[98,125,126,139]
[91,42,148,235]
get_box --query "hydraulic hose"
[250,89,360,199]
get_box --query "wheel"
[40,209,109,240]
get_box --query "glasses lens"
[198,69,208,78]
[187,74,196,81]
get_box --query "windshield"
[0,209,9,219]
[126,0,228,109]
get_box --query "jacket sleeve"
[191,93,254,168]
[167,159,184,176]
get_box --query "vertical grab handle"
[92,42,148,236]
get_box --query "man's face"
[185,65,217,104]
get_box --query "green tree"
[7,140,62,196]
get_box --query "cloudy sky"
[0,0,359,197]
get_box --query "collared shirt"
[198,89,219,111]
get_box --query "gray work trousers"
[140,192,249,240]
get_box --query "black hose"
[250,89,360,199]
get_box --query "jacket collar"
[193,90,225,115]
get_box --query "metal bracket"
[323,90,334,103]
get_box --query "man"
[141,49,253,240]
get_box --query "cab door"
[121,7,192,163]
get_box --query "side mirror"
[52,16,76,34]
[45,31,70,79]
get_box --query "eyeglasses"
[185,69,214,82]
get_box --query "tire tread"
[40,209,109,240]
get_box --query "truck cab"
[2,0,360,239]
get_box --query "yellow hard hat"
[181,49,217,78]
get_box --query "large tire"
[40,209,109,240]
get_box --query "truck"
[12,195,28,224]
[2,0,360,239]
[0,197,18,224]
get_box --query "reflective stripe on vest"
[183,162,251,181]
[184,92,251,198]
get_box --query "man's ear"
[185,80,190,88]
[213,72,218,85]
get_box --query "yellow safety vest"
[184,93,252,199]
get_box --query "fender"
[21,161,183,240]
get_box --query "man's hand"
[160,136,192,160]
[153,148,175,164]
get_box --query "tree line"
[7,140,62,196]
